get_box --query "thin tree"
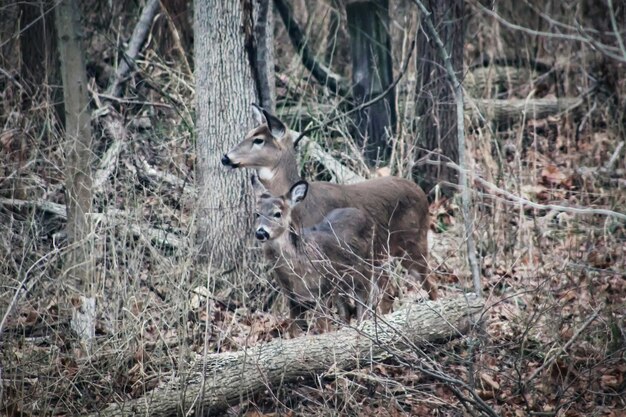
[346,0,396,166]
[55,0,95,346]
[414,0,464,198]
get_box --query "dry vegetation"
[1,0,625,416]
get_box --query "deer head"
[221,105,289,167]
[252,175,308,242]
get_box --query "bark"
[414,0,464,198]
[194,2,262,275]
[346,0,396,166]
[467,97,584,124]
[88,293,484,416]
[254,0,276,111]
[55,0,95,345]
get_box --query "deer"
[222,105,437,301]
[252,176,378,335]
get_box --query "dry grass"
[1,0,625,416]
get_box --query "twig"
[0,247,63,338]
[471,1,626,64]
[412,0,482,297]
[604,141,624,171]
[96,93,173,108]
[607,0,626,61]
[273,0,348,96]
[524,308,602,386]
[107,0,161,98]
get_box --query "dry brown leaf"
[480,372,501,390]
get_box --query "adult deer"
[253,177,377,334]
[222,105,437,300]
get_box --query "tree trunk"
[88,293,484,417]
[55,0,95,346]
[19,0,59,88]
[413,0,464,198]
[346,0,396,166]
[254,0,275,112]
[194,2,270,280]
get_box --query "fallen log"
[467,97,584,124]
[280,96,585,127]
[88,293,484,417]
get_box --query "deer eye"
[252,138,264,145]
[273,212,282,219]
[254,212,260,218]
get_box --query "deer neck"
[265,222,304,261]
[257,144,301,196]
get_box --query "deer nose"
[255,228,270,241]
[221,154,231,166]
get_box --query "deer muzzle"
[221,154,239,168]
[255,228,270,241]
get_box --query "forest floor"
[1,2,625,414]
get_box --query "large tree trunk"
[194,2,271,280]
[413,0,464,198]
[88,293,484,417]
[346,0,396,166]
[55,0,95,346]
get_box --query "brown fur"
[223,107,437,300]
[254,180,377,335]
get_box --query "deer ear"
[251,104,267,126]
[262,109,286,140]
[287,181,308,206]
[251,174,268,198]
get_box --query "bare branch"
[524,307,602,386]
[470,0,626,63]
[419,157,626,221]
[107,0,161,98]
[273,0,348,96]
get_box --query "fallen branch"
[0,198,188,250]
[281,96,586,130]
[297,134,364,184]
[92,116,127,193]
[107,0,161,98]
[273,0,347,96]
[467,97,584,124]
[88,293,484,416]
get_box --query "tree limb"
[107,0,161,98]
[297,134,364,184]
[0,198,188,249]
[87,293,484,416]
[273,0,348,96]
[418,157,626,221]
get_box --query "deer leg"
[375,273,396,314]
[394,231,436,300]
[408,268,438,300]
[288,301,308,337]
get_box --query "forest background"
[0,0,625,415]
